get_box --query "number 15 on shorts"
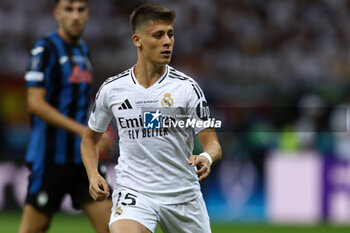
[116,192,137,207]
[114,192,137,217]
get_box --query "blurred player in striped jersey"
[81,3,222,233]
[19,1,112,233]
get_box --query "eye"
[153,33,163,39]
[64,7,73,12]
[168,31,174,38]
[78,6,86,13]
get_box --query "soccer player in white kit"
[81,3,222,233]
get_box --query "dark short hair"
[130,3,176,33]
[55,0,88,6]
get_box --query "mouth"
[161,50,171,57]
[72,23,81,30]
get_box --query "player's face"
[136,20,174,65]
[55,0,89,43]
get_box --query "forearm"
[197,128,222,164]
[201,139,222,164]
[81,134,100,180]
[30,99,86,137]
[190,129,222,181]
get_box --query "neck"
[57,29,79,44]
[134,60,166,88]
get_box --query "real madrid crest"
[161,93,173,108]
[114,206,123,217]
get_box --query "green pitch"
[1,211,350,233]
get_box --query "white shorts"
[109,186,211,233]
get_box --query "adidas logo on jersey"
[118,99,133,110]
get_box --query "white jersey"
[88,65,210,204]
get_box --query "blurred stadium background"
[2,0,350,232]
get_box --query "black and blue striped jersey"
[25,32,93,166]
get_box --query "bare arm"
[188,128,222,181]
[27,87,86,137]
[81,127,110,201]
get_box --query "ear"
[132,34,141,48]
[53,7,60,21]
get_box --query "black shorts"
[25,163,110,214]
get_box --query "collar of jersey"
[130,65,169,89]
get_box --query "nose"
[164,35,172,47]
[72,10,80,20]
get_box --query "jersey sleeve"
[186,80,211,134]
[24,39,55,88]
[88,86,113,133]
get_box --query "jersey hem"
[116,183,201,205]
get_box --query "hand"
[188,155,211,181]
[89,174,110,201]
